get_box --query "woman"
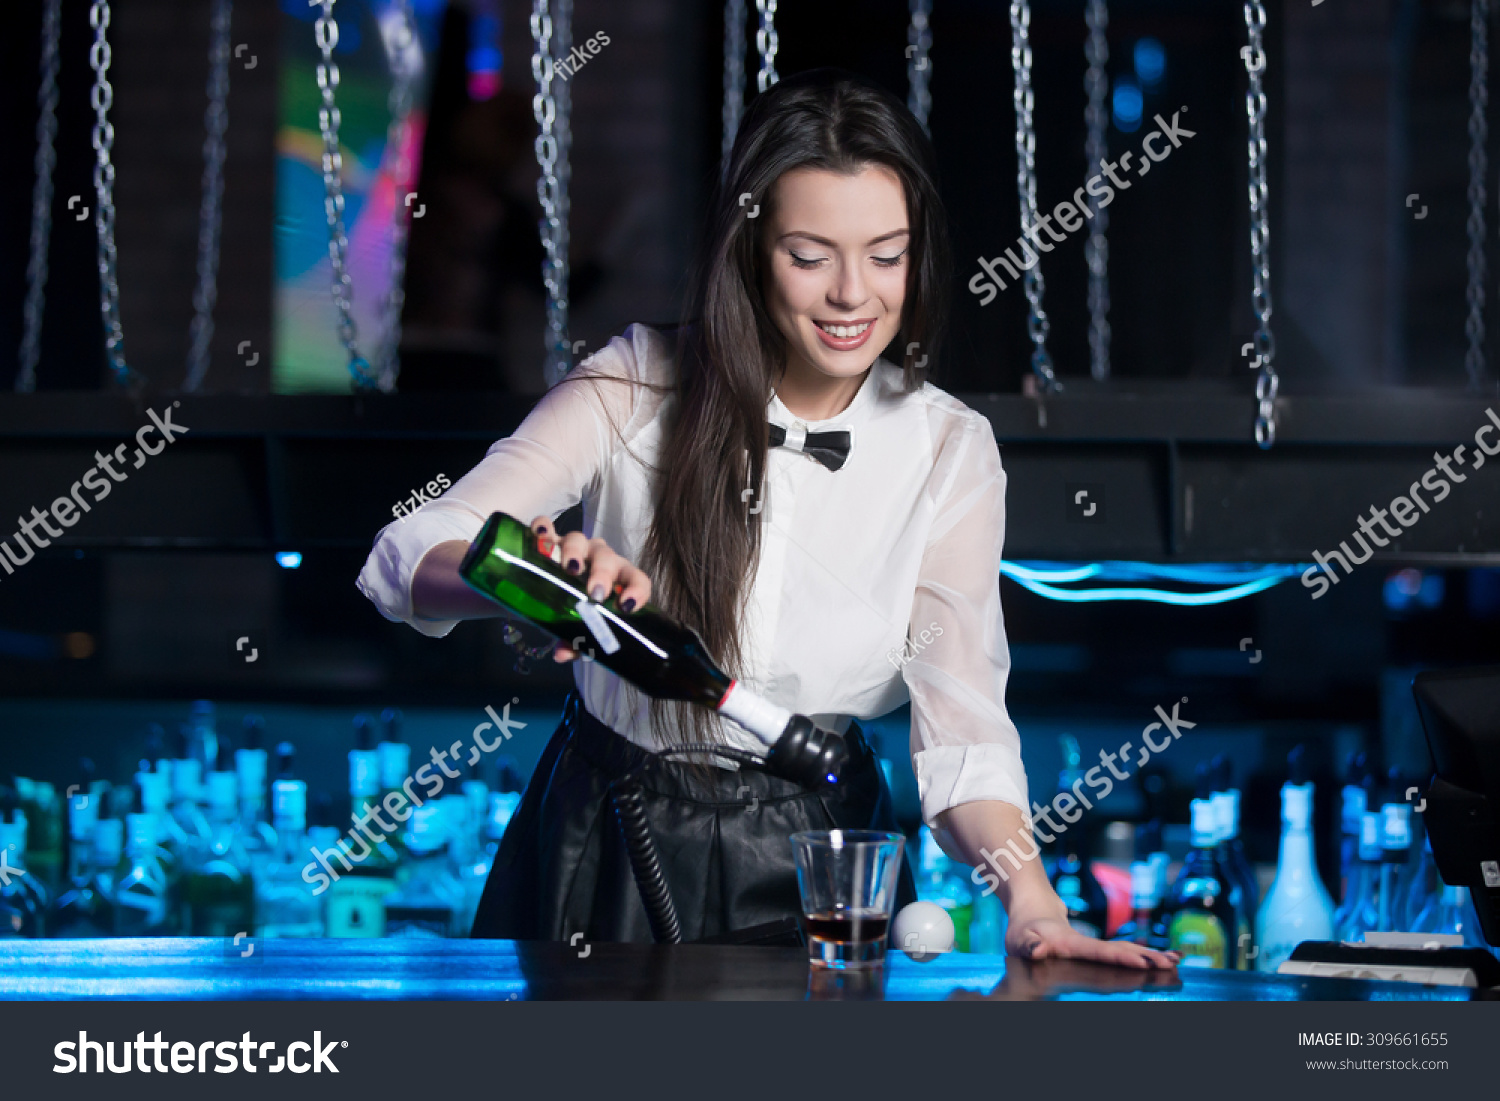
[359,69,1176,968]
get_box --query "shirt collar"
[767,360,884,430]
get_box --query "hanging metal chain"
[532,0,573,387]
[313,0,378,389]
[907,0,933,135]
[755,0,779,93]
[377,0,418,392]
[722,0,746,177]
[184,0,233,392]
[89,0,135,388]
[1244,0,1278,447]
[1084,0,1111,382]
[17,0,62,394]
[1466,0,1489,389]
[1010,0,1058,392]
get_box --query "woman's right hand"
[529,515,653,662]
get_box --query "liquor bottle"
[1338,751,1368,902]
[1334,804,1381,942]
[12,777,62,892]
[254,773,324,938]
[1255,745,1336,971]
[236,714,276,861]
[968,885,1008,955]
[1130,819,1172,944]
[1403,831,1440,932]
[459,512,846,777]
[49,775,103,937]
[0,797,48,937]
[1376,768,1414,933]
[1415,882,1487,947]
[1047,736,1109,939]
[1112,859,1167,948]
[132,765,178,876]
[324,727,398,938]
[377,707,411,860]
[916,825,974,951]
[166,723,211,858]
[384,803,465,937]
[62,773,99,890]
[1211,755,1260,946]
[52,816,122,938]
[188,699,220,775]
[482,761,524,868]
[181,744,255,936]
[1165,765,1241,968]
[113,813,170,935]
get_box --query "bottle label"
[1380,804,1412,851]
[716,681,793,747]
[349,751,379,799]
[575,599,621,655]
[325,876,395,937]
[1341,786,1365,834]
[378,744,411,790]
[1189,799,1218,847]
[1168,911,1227,968]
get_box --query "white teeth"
[818,321,871,339]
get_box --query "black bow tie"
[768,422,852,471]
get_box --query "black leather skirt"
[469,690,917,943]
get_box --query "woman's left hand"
[1005,914,1178,970]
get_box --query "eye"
[788,251,825,269]
[872,249,908,268]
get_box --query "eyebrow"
[778,229,911,248]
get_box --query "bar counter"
[0,939,1487,1001]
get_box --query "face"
[760,164,910,385]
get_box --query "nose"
[828,256,869,310]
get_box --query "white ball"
[892,900,955,961]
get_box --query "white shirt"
[357,323,1030,845]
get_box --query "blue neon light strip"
[998,562,1303,605]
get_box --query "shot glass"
[790,829,905,969]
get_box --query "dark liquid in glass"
[805,910,889,944]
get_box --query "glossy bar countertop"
[0,939,1486,1001]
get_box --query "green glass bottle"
[181,745,255,937]
[323,724,398,938]
[460,511,824,754]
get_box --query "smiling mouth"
[815,320,874,338]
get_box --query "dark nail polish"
[621,597,636,612]
[567,558,581,572]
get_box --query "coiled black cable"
[608,730,847,944]
[608,777,682,944]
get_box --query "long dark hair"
[635,68,952,748]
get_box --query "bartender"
[359,69,1176,969]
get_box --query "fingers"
[552,532,651,611]
[529,516,559,559]
[610,560,652,612]
[1071,937,1178,970]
